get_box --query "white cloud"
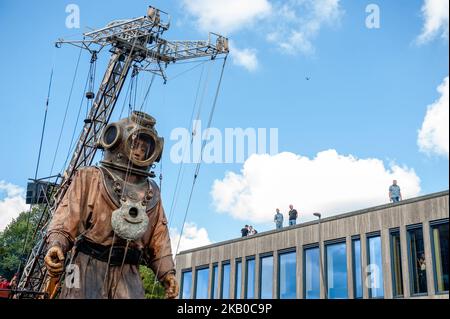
[181,0,272,35]
[267,0,343,55]
[417,0,449,44]
[182,0,343,69]
[229,42,259,71]
[211,150,421,224]
[418,76,449,157]
[170,222,212,255]
[0,181,28,231]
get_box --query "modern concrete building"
[175,191,449,299]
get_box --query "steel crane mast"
[17,5,228,298]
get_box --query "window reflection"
[221,262,231,299]
[431,221,449,293]
[279,251,296,299]
[304,246,320,299]
[390,229,404,297]
[181,270,192,299]
[352,238,363,298]
[211,264,219,299]
[245,258,255,299]
[195,267,209,299]
[408,226,427,295]
[326,241,347,299]
[367,235,384,298]
[235,260,242,299]
[260,255,274,299]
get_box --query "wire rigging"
[61,57,94,173]
[174,56,228,256]
[18,66,55,274]
[49,46,83,177]
[150,56,228,295]
[166,63,206,226]
[118,76,133,120]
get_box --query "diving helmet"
[99,111,164,176]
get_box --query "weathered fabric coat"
[46,166,174,299]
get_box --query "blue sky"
[0,0,448,251]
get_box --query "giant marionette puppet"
[43,111,178,299]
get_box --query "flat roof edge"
[176,190,449,256]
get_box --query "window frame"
[277,247,297,299]
[234,258,243,299]
[210,263,219,299]
[406,223,428,297]
[303,243,320,299]
[366,231,384,299]
[180,268,193,299]
[220,260,231,299]
[351,235,363,299]
[324,238,348,299]
[193,264,210,299]
[429,218,449,295]
[244,256,256,299]
[389,227,404,298]
[258,252,274,299]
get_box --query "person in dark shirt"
[288,205,298,226]
[241,225,249,237]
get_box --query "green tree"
[0,206,42,279]
[139,265,166,299]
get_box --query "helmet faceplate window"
[128,132,156,165]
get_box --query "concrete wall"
[175,191,449,299]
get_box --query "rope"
[17,62,55,274]
[166,63,206,226]
[138,73,156,112]
[150,56,228,296]
[169,60,209,82]
[49,46,83,176]
[174,56,228,256]
[111,240,130,298]
[35,69,53,180]
[61,65,91,172]
[149,61,210,296]
[102,233,116,294]
[118,77,132,119]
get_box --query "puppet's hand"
[162,272,179,299]
[44,246,65,277]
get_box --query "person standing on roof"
[241,225,249,237]
[274,209,283,229]
[389,180,402,203]
[288,205,298,226]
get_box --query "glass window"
[195,267,209,299]
[390,229,404,297]
[181,270,192,299]
[259,255,274,299]
[235,260,242,299]
[367,235,384,298]
[352,238,363,298]
[278,250,297,299]
[304,246,320,299]
[431,221,449,293]
[221,262,231,299]
[245,258,255,299]
[211,264,219,299]
[326,241,347,299]
[407,226,428,295]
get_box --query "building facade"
[175,191,449,299]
